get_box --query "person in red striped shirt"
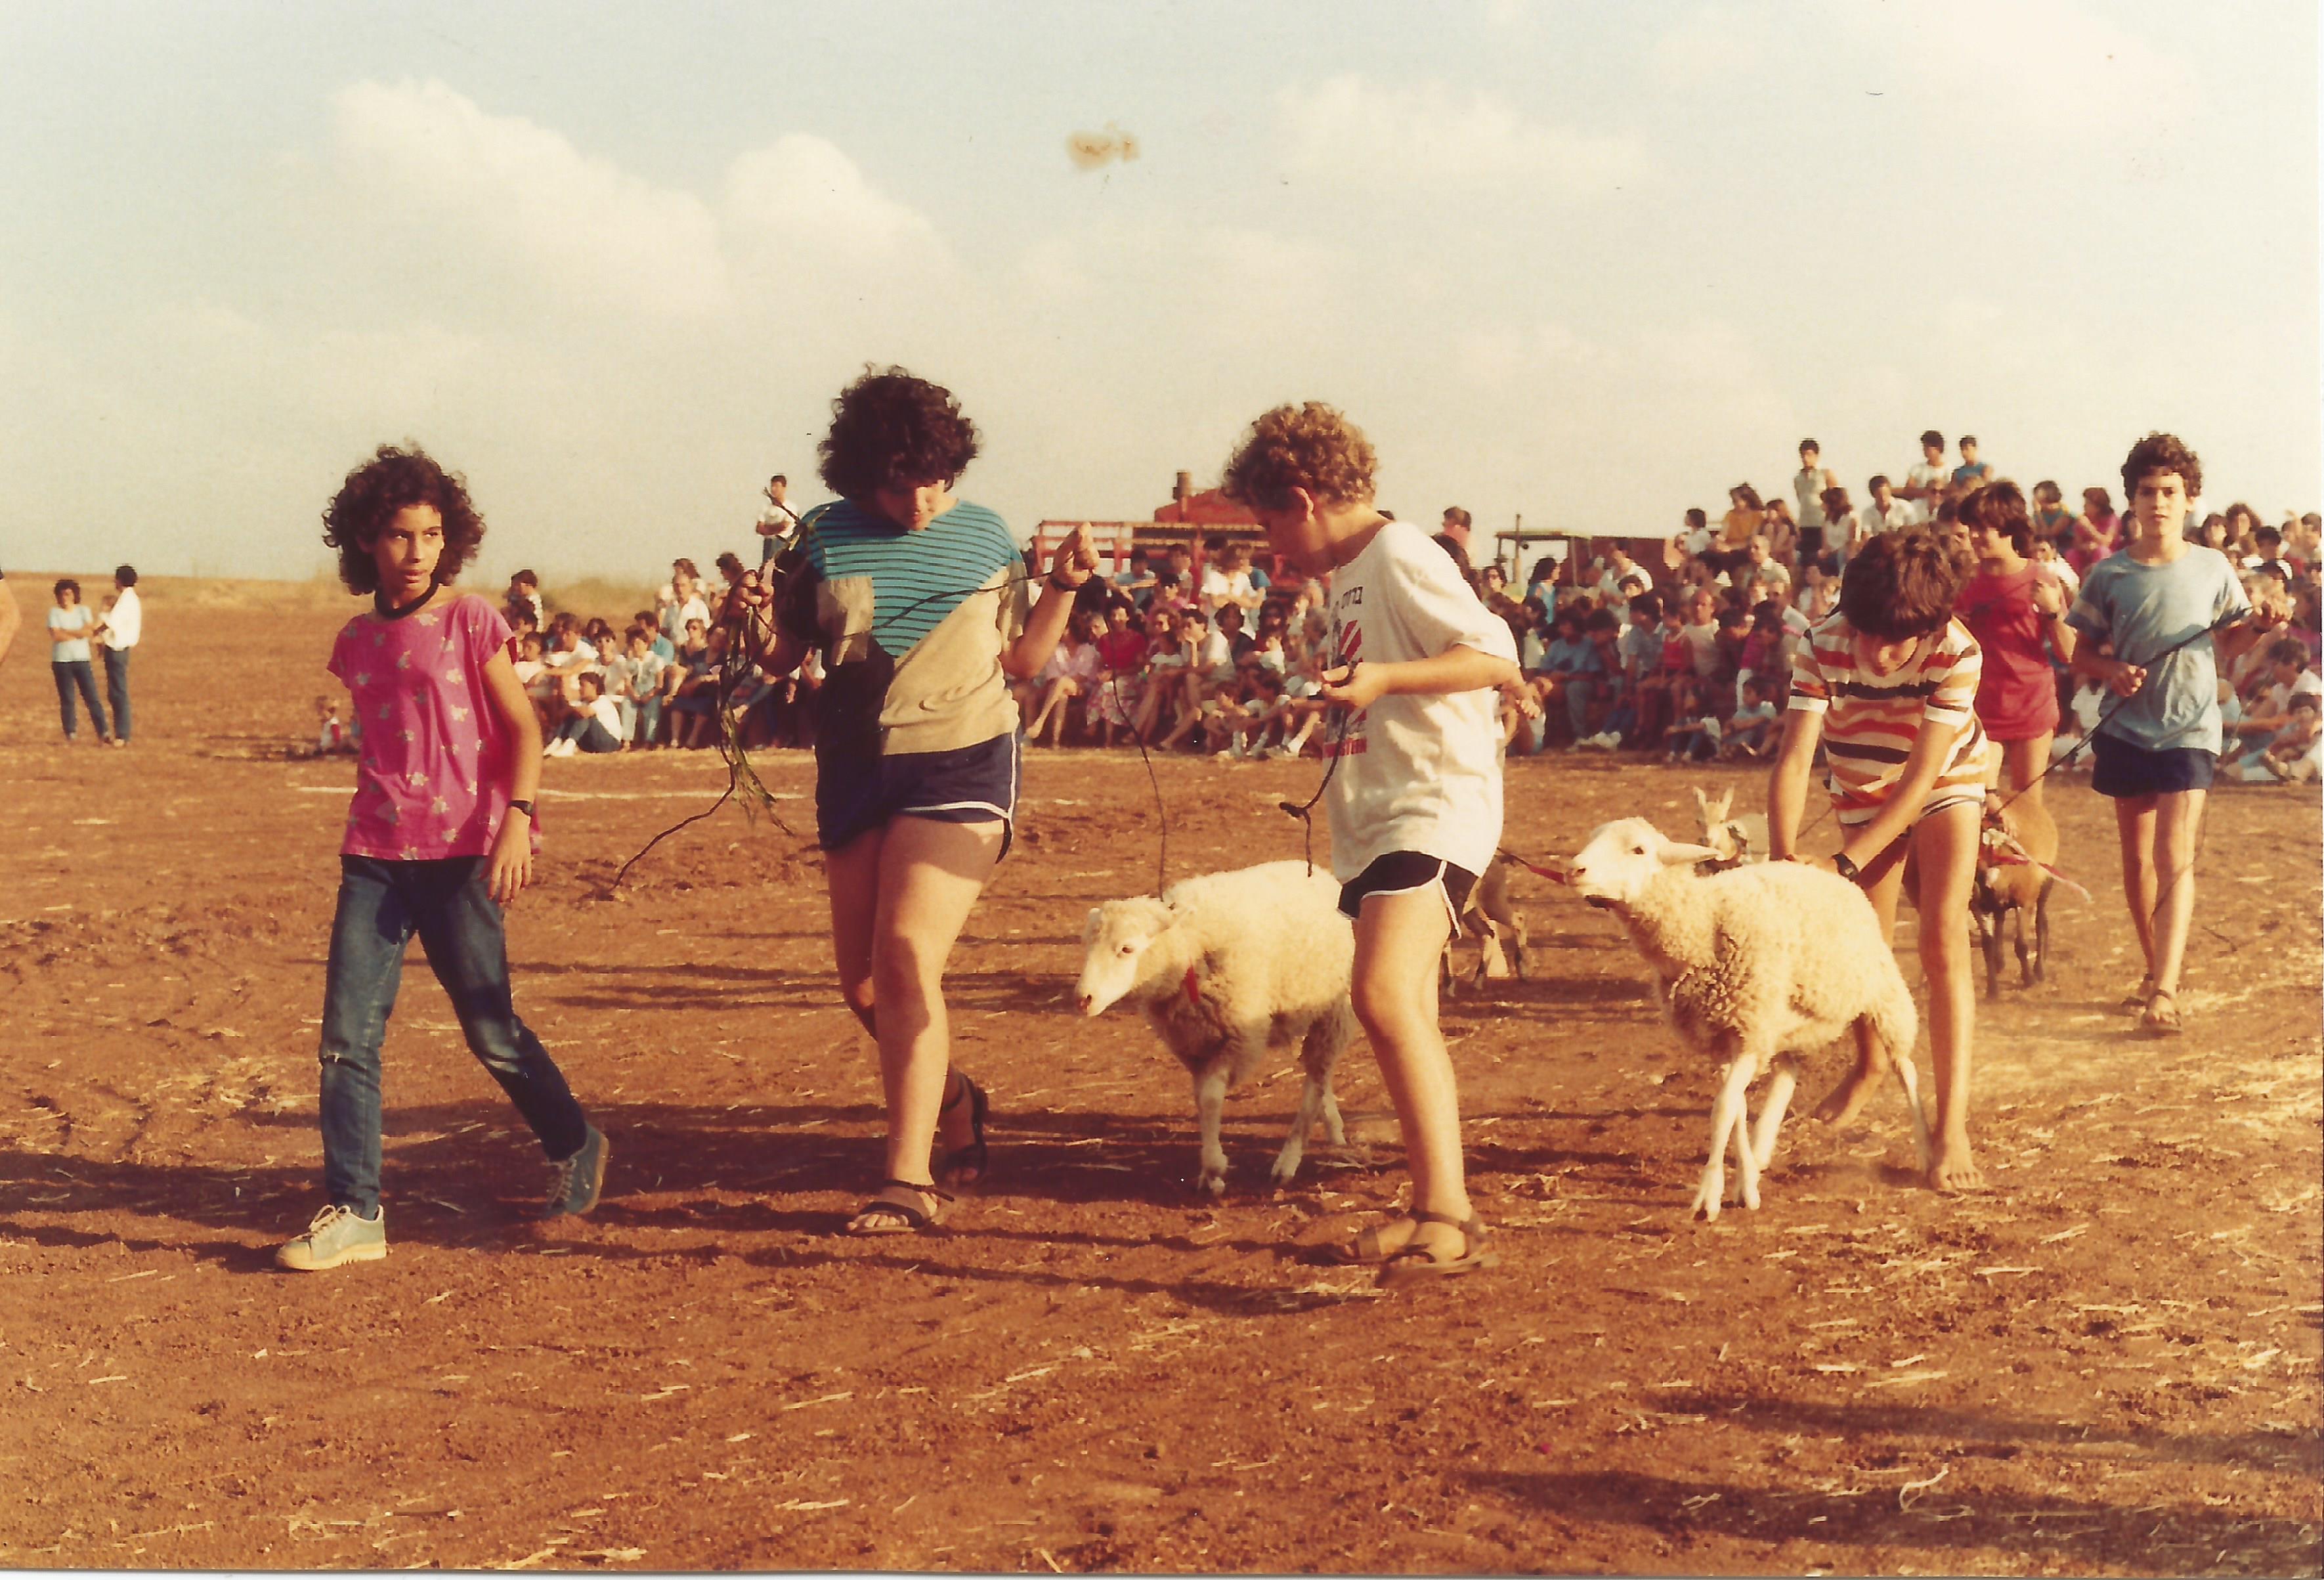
[1767,529,1989,1195]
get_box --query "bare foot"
[1927,1136,1985,1193]
[1811,1061,1877,1126]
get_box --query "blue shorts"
[816,732,1020,856]
[1337,852,1477,929]
[2090,730,2215,799]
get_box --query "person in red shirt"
[1956,481,2079,817]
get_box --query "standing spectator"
[1952,436,1992,491]
[95,564,140,747]
[1901,429,1949,523]
[2070,487,2121,573]
[47,579,109,743]
[1821,485,1862,570]
[756,474,801,564]
[1956,482,2077,818]
[1438,506,1474,563]
[0,563,18,670]
[1792,439,1838,557]
[1862,475,1914,538]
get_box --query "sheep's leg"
[1691,1056,1757,1222]
[1750,1059,1798,1172]
[1191,1060,1231,1196]
[1270,1072,1327,1187]
[1476,921,1511,981]
[1319,1083,1346,1146]
[1509,919,1528,980]
[1888,1047,1934,1175]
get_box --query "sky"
[2,1,2317,584]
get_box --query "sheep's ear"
[1689,786,1710,814]
[1710,789,1732,820]
[1082,906,1103,944]
[1658,841,1724,866]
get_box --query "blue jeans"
[52,661,108,739]
[632,696,662,746]
[318,855,589,1214]
[102,647,133,742]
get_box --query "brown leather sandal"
[844,1179,953,1236]
[2140,988,2184,1038]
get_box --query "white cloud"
[334,79,733,317]
[1826,0,2195,139]
[1276,74,1643,194]
[722,134,947,272]
[330,82,948,321]
[1652,6,1765,92]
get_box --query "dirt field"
[3,586,2319,1575]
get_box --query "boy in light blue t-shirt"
[2065,432,2282,1038]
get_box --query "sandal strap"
[882,1177,955,1203]
[1410,1209,1487,1240]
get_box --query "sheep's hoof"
[1267,1160,1301,1189]
[1690,1178,1725,1222]
[1194,1170,1228,1198]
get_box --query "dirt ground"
[3,587,2319,1575]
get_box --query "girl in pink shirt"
[275,445,606,1274]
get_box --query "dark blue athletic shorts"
[1337,851,1478,927]
[2090,730,2216,799]
[816,731,1020,856]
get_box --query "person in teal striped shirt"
[737,367,1095,1235]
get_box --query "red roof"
[1151,487,1258,527]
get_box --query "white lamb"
[1564,817,1931,1221]
[1073,861,1356,1195]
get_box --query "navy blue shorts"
[2090,730,2216,799]
[1337,852,1477,927]
[816,732,1020,856]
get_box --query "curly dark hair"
[817,366,979,502]
[1958,479,2032,556]
[2120,431,2203,503]
[1839,527,1966,642]
[321,443,486,595]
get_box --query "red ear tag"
[1183,966,1201,1004]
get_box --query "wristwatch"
[508,799,536,822]
[1831,850,1859,881]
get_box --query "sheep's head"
[1074,896,1176,1016]
[1566,818,1723,909]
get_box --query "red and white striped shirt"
[1788,614,1989,826]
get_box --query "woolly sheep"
[1073,861,1356,1195]
[1565,817,1931,1221]
[1442,851,1529,996]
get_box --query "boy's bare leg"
[2148,788,2205,998]
[2113,796,2161,982]
[1913,802,1983,1191]
[1348,889,1471,1260]
[1814,829,1908,1126]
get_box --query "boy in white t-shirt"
[1222,401,1521,1286]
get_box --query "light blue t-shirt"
[2065,544,2250,754]
[48,603,95,664]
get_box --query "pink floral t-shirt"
[329,593,529,860]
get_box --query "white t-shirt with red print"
[1322,521,1518,881]
[330,593,530,861]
